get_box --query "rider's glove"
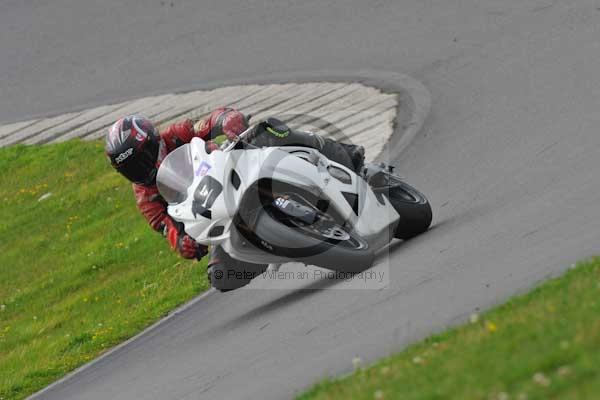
[199,108,248,140]
[219,109,249,140]
[163,217,208,260]
[177,233,208,260]
[193,109,247,151]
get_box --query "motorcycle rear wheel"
[382,176,432,240]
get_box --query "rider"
[105,108,365,291]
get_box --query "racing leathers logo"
[266,126,289,138]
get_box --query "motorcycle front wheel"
[251,207,375,273]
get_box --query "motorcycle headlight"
[328,166,352,184]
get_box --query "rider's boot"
[340,142,365,172]
[361,162,398,187]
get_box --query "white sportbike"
[156,119,431,288]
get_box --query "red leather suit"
[132,107,246,259]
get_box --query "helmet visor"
[116,140,159,185]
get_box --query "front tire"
[251,210,375,273]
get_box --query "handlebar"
[219,114,254,152]
[220,125,256,152]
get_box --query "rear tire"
[386,180,432,240]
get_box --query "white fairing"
[157,137,399,264]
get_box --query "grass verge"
[299,258,600,400]
[0,140,209,399]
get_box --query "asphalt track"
[3,0,599,399]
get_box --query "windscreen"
[156,144,195,204]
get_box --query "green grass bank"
[0,141,209,399]
[300,258,600,400]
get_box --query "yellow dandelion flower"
[486,321,497,333]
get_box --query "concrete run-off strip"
[0,82,402,162]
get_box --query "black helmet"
[106,115,160,185]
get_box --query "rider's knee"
[208,262,268,292]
